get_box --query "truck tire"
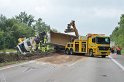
[65,49,70,55]
[89,50,94,57]
[70,49,74,55]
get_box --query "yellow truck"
[65,34,110,58]
[65,21,110,58]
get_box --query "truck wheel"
[89,50,94,57]
[70,49,74,55]
[102,55,106,58]
[65,49,70,55]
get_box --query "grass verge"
[0,49,16,52]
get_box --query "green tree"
[34,18,50,33]
[111,14,124,48]
[0,15,7,31]
[0,12,53,50]
[15,12,34,27]
[0,15,35,49]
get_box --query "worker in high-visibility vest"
[44,35,47,44]
[41,35,47,52]
[34,35,40,51]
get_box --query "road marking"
[67,57,87,67]
[36,61,60,67]
[36,61,80,67]
[0,60,35,71]
[67,60,80,67]
[109,56,124,71]
[2,73,7,82]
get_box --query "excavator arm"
[64,20,79,38]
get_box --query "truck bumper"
[94,51,110,56]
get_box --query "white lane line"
[109,56,124,71]
[36,62,60,67]
[0,60,36,71]
[67,60,80,67]
[65,57,87,67]
[67,59,84,67]
[2,73,7,82]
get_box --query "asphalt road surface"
[0,54,124,82]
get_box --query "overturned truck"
[17,31,77,54]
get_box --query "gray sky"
[0,0,124,36]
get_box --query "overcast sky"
[0,0,124,36]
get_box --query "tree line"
[0,12,56,50]
[111,14,124,48]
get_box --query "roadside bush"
[0,53,19,63]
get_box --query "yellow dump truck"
[65,21,110,58]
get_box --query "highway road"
[0,54,124,82]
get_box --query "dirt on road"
[37,52,85,64]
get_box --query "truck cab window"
[96,37,110,44]
[92,38,95,43]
